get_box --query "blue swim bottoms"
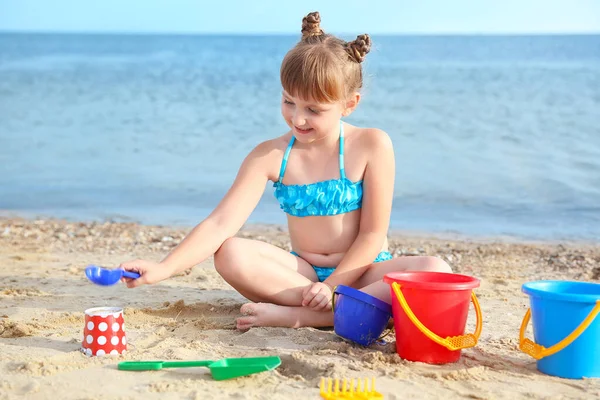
[290,250,393,282]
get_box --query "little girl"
[121,12,451,330]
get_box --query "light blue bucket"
[520,281,600,379]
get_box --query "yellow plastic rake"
[319,377,383,400]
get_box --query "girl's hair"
[280,11,371,103]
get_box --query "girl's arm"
[323,129,395,288]
[121,141,275,284]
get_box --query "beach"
[0,217,599,399]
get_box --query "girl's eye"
[283,99,294,105]
[308,108,319,114]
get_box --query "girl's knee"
[420,256,452,273]
[214,237,247,275]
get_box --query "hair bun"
[347,34,371,63]
[301,11,324,39]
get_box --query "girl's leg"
[213,237,334,330]
[237,303,334,330]
[352,256,452,304]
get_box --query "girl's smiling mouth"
[294,126,313,134]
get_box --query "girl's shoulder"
[244,132,293,171]
[252,132,292,156]
[346,125,393,153]
[239,132,293,183]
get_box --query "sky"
[1,0,599,35]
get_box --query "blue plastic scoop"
[85,264,140,286]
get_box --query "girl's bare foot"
[236,303,333,331]
[236,303,300,330]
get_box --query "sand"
[0,217,599,399]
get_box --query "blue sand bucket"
[333,285,392,346]
[520,281,600,379]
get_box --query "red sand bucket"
[384,272,482,364]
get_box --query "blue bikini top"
[273,123,363,217]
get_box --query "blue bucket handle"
[519,300,600,360]
[331,285,339,312]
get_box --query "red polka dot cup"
[81,307,127,356]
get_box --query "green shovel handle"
[118,360,214,371]
[162,360,214,368]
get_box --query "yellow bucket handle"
[391,282,482,351]
[519,300,600,360]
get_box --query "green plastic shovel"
[117,356,281,381]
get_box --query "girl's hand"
[119,259,174,288]
[302,282,333,311]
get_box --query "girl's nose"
[292,111,306,127]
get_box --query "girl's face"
[281,90,356,144]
